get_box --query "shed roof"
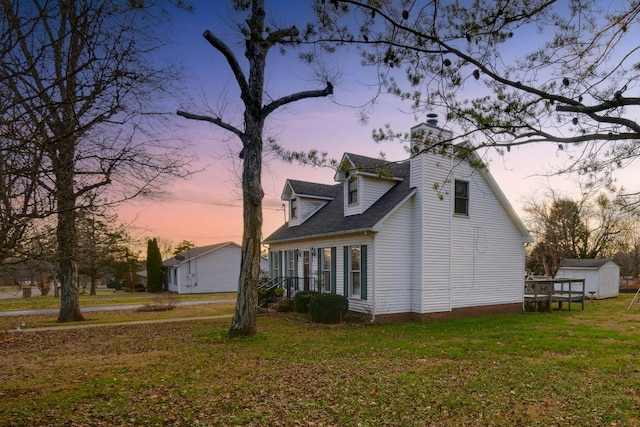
[559,258,613,269]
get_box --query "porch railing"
[258,276,328,307]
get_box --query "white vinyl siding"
[411,151,454,313]
[448,163,525,309]
[372,199,414,315]
[345,175,396,217]
[409,148,526,314]
[362,177,395,211]
[269,140,528,318]
[288,197,328,227]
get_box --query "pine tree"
[146,238,164,292]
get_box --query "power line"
[161,195,285,211]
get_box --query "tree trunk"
[56,145,84,322]
[90,264,97,296]
[229,117,264,337]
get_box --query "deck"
[524,278,586,312]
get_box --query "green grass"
[1,295,640,426]
[0,287,235,311]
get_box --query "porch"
[258,276,331,308]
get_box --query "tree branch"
[265,25,299,47]
[176,110,244,139]
[203,29,251,104]
[262,82,333,117]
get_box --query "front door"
[303,250,310,291]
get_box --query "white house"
[164,242,269,294]
[556,258,620,299]
[264,121,532,322]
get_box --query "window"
[290,198,298,219]
[286,251,295,277]
[272,251,280,278]
[321,248,332,293]
[348,177,358,205]
[454,180,469,216]
[350,246,361,297]
[343,245,367,300]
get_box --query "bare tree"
[76,206,134,295]
[177,0,333,337]
[0,134,47,263]
[524,187,631,276]
[313,0,640,206]
[1,0,192,322]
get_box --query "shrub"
[276,299,294,312]
[137,295,176,312]
[308,293,349,324]
[293,290,319,314]
[274,287,284,297]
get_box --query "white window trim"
[454,180,469,216]
[347,177,358,205]
[349,245,361,298]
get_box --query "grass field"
[1,293,640,426]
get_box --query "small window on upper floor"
[290,198,298,219]
[348,177,358,205]
[454,180,469,216]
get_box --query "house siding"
[362,177,395,212]
[449,167,525,308]
[289,197,327,227]
[372,199,414,315]
[269,234,374,313]
[411,151,525,314]
[412,152,454,313]
[267,142,530,321]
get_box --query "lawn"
[0,287,236,311]
[1,295,640,426]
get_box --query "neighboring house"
[264,120,532,322]
[556,258,620,299]
[164,241,269,294]
[137,270,148,289]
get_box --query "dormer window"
[348,177,358,205]
[290,198,298,219]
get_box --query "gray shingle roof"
[287,179,336,199]
[264,160,413,244]
[344,153,404,177]
[559,258,612,269]
[163,241,239,267]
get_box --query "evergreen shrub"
[293,290,319,313]
[309,293,349,324]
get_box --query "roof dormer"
[335,153,404,216]
[281,179,336,227]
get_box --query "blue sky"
[117,0,639,247]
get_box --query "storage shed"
[556,259,620,299]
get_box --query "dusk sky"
[116,0,639,249]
